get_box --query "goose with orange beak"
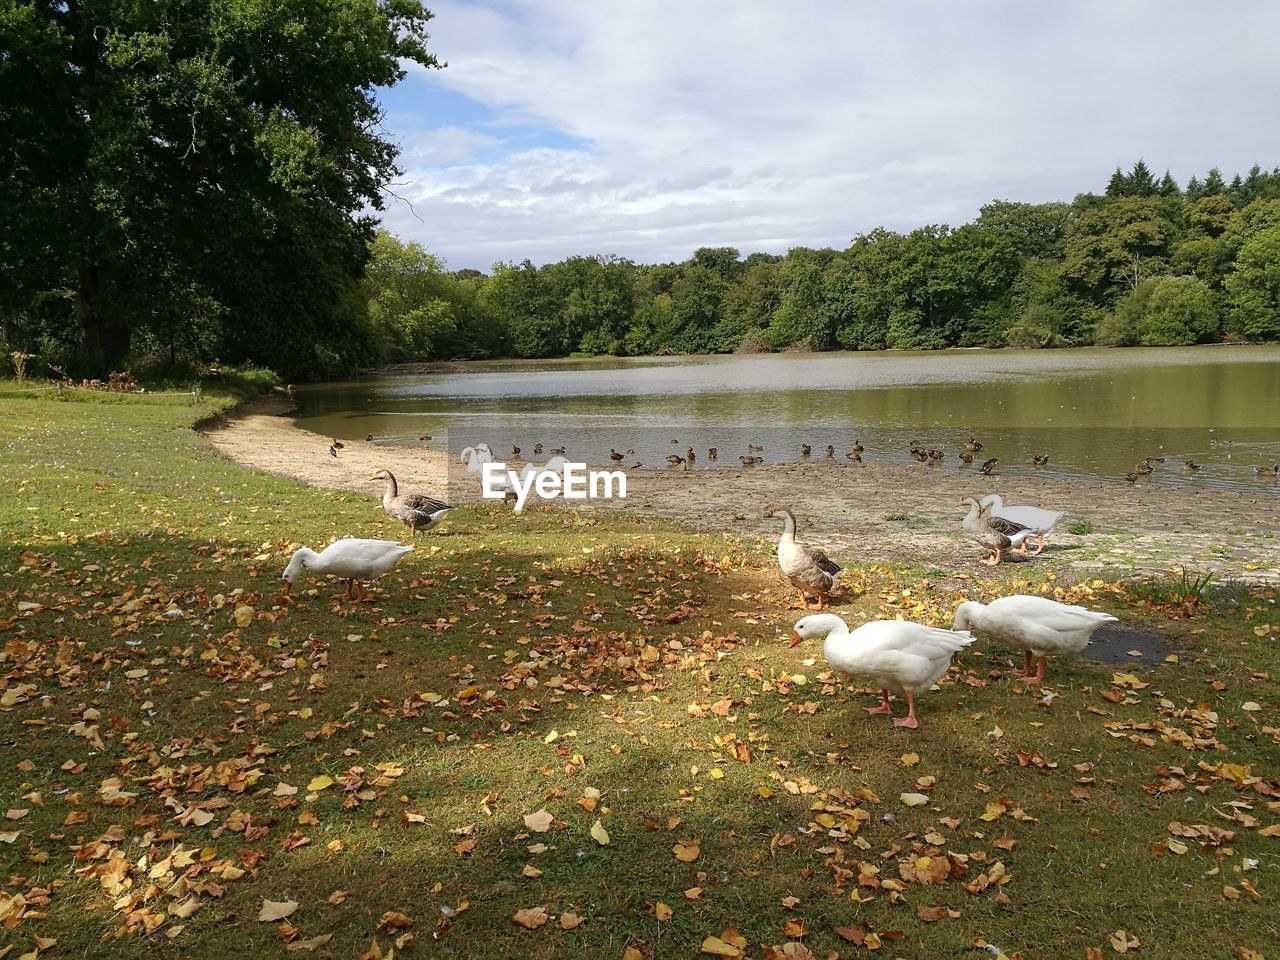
[789,614,974,729]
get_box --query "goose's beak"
[955,498,966,507]
[368,474,381,481]
[281,580,292,595]
[788,631,804,648]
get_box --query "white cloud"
[382,0,1280,270]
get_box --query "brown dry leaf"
[379,911,414,931]
[915,904,959,922]
[764,945,815,960]
[833,926,865,945]
[327,890,350,905]
[1085,949,1105,960]
[559,912,584,930]
[521,864,543,878]
[523,809,554,833]
[1235,949,1265,960]
[684,887,703,899]
[673,840,701,862]
[655,902,673,921]
[622,948,644,960]
[1110,930,1140,953]
[286,933,334,952]
[782,917,806,937]
[513,906,550,930]
[258,899,299,922]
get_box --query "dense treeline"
[1,0,438,380]
[366,160,1280,364]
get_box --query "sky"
[375,0,1280,271]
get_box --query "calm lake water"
[295,345,1280,491]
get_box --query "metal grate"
[1081,623,1172,665]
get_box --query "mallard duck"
[747,443,764,453]
[512,446,522,458]
[1031,455,1049,467]
[328,444,338,458]
[846,450,862,463]
[666,454,686,468]
[365,434,374,442]
[1135,462,1153,476]
[739,455,763,466]
[707,448,717,460]
[609,449,624,462]
[418,435,432,442]
[1143,456,1166,467]
[965,437,983,452]
[959,451,973,466]
[371,470,453,536]
[685,447,696,464]
[549,445,567,456]
[281,539,413,601]
[958,497,1034,565]
[533,443,543,455]
[1182,460,1201,472]
[626,449,635,456]
[1124,471,1139,486]
[910,448,929,463]
[1255,464,1279,480]
[928,449,944,462]
[851,440,864,454]
[789,614,974,729]
[331,439,345,450]
[824,445,835,458]
[1209,438,1235,448]
[979,494,1064,555]
[800,444,812,457]
[978,457,998,476]
[953,596,1118,685]
[765,505,843,609]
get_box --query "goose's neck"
[778,510,797,544]
[382,474,399,500]
[962,500,981,525]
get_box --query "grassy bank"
[0,385,1276,959]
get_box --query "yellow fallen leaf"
[590,819,610,845]
[285,933,334,952]
[899,793,930,807]
[258,899,299,922]
[233,605,255,627]
[701,936,744,957]
[674,840,701,862]
[523,809,554,833]
[307,775,333,793]
[900,753,920,766]
[655,902,673,921]
[512,906,549,929]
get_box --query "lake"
[294,345,1280,491]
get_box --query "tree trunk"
[74,259,130,375]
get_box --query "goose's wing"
[399,492,452,514]
[802,546,843,576]
[986,515,1031,537]
[995,504,1065,531]
[326,538,413,562]
[858,621,974,656]
[990,595,1117,632]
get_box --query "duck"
[958,497,1034,565]
[1255,464,1279,480]
[1209,438,1234,448]
[1143,456,1166,467]
[846,450,862,464]
[800,444,812,458]
[365,434,374,442]
[965,437,984,452]
[533,442,544,455]
[910,448,929,463]
[1124,471,1139,486]
[927,449,944,462]
[747,443,764,453]
[370,470,453,536]
[851,440,864,454]
[666,454,687,468]
[328,444,338,458]
[707,447,718,460]
[788,614,975,729]
[271,383,296,398]
[1182,460,1201,472]
[626,449,635,456]
[609,449,625,462]
[1135,462,1153,476]
[764,505,843,610]
[549,446,567,457]
[958,451,973,466]
[824,445,835,459]
[978,457,998,476]
[281,539,413,601]
[1031,455,1049,467]
[739,455,764,466]
[513,446,523,459]
[685,447,696,465]
[418,435,432,442]
[331,439,345,450]
[953,596,1118,685]
[979,494,1064,555]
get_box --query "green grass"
[0,388,1277,959]
[1066,519,1094,536]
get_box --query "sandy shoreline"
[204,397,1280,584]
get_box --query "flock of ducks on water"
[282,435,1130,731]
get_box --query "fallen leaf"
[286,934,334,952]
[674,840,701,862]
[559,912,583,930]
[590,819,611,845]
[259,899,299,922]
[513,906,549,929]
[306,775,333,793]
[899,793,930,807]
[523,809,554,833]
[655,902,673,921]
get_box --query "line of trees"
[367,160,1280,365]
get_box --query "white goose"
[789,614,975,729]
[460,443,494,474]
[281,539,413,601]
[980,494,1065,555]
[952,595,1117,684]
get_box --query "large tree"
[0,0,439,376]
